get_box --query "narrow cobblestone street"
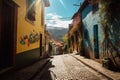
[33,54,108,80]
[0,0,120,80]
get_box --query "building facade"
[0,0,50,70]
[68,0,120,71]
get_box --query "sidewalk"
[0,58,50,80]
[72,54,120,80]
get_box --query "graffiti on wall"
[20,30,39,46]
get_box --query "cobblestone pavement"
[34,54,108,80]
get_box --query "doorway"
[40,33,42,56]
[0,0,18,69]
[93,24,99,59]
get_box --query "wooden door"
[0,0,17,69]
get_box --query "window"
[26,0,36,23]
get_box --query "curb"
[71,55,113,80]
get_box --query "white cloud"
[45,13,72,28]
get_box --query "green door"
[93,24,99,59]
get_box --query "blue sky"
[45,0,84,28]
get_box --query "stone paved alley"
[1,0,120,80]
[1,54,120,80]
[33,54,108,80]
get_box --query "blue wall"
[81,4,104,58]
[81,4,92,19]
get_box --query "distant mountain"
[47,27,68,41]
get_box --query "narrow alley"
[0,0,120,80]
[33,54,108,80]
[0,54,109,80]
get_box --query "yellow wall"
[13,0,45,54]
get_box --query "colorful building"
[68,13,82,54]
[0,0,50,70]
[68,0,120,71]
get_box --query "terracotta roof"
[52,39,64,47]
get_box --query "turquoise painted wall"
[81,4,92,19]
[82,4,104,56]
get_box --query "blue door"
[94,24,99,59]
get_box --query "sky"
[45,0,84,28]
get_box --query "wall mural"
[20,30,39,46]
